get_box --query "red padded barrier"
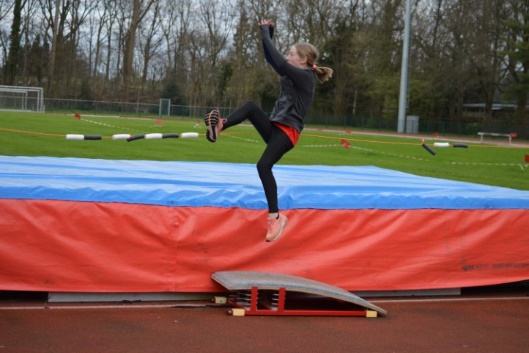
[1,199,528,292]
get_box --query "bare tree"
[359,0,403,123]
[102,0,120,83]
[87,0,106,78]
[36,0,95,96]
[463,1,509,128]
[503,0,529,136]
[0,1,16,77]
[64,0,97,94]
[137,0,163,87]
[0,0,15,22]
[283,0,343,48]
[413,0,466,121]
[39,0,62,94]
[307,0,367,118]
[20,0,41,85]
[122,0,155,100]
[160,0,192,78]
[157,0,193,109]
[186,0,235,108]
[226,0,258,107]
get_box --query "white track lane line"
[1,296,528,310]
[0,303,213,310]
[371,296,529,304]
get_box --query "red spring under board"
[1,199,528,292]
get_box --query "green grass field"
[1,111,528,190]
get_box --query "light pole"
[397,0,412,133]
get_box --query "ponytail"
[312,65,333,83]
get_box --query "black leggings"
[222,101,294,213]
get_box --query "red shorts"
[274,122,300,146]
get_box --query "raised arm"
[259,22,284,74]
[259,21,311,88]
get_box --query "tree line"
[1,0,528,135]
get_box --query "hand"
[258,19,275,27]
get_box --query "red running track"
[1,288,528,353]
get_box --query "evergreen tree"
[6,0,25,85]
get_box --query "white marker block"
[145,133,163,139]
[433,142,450,148]
[66,134,84,140]
[112,134,131,140]
[181,132,199,138]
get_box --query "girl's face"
[286,46,307,68]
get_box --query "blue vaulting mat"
[1,155,529,210]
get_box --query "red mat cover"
[1,199,528,292]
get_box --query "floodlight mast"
[397,0,412,133]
